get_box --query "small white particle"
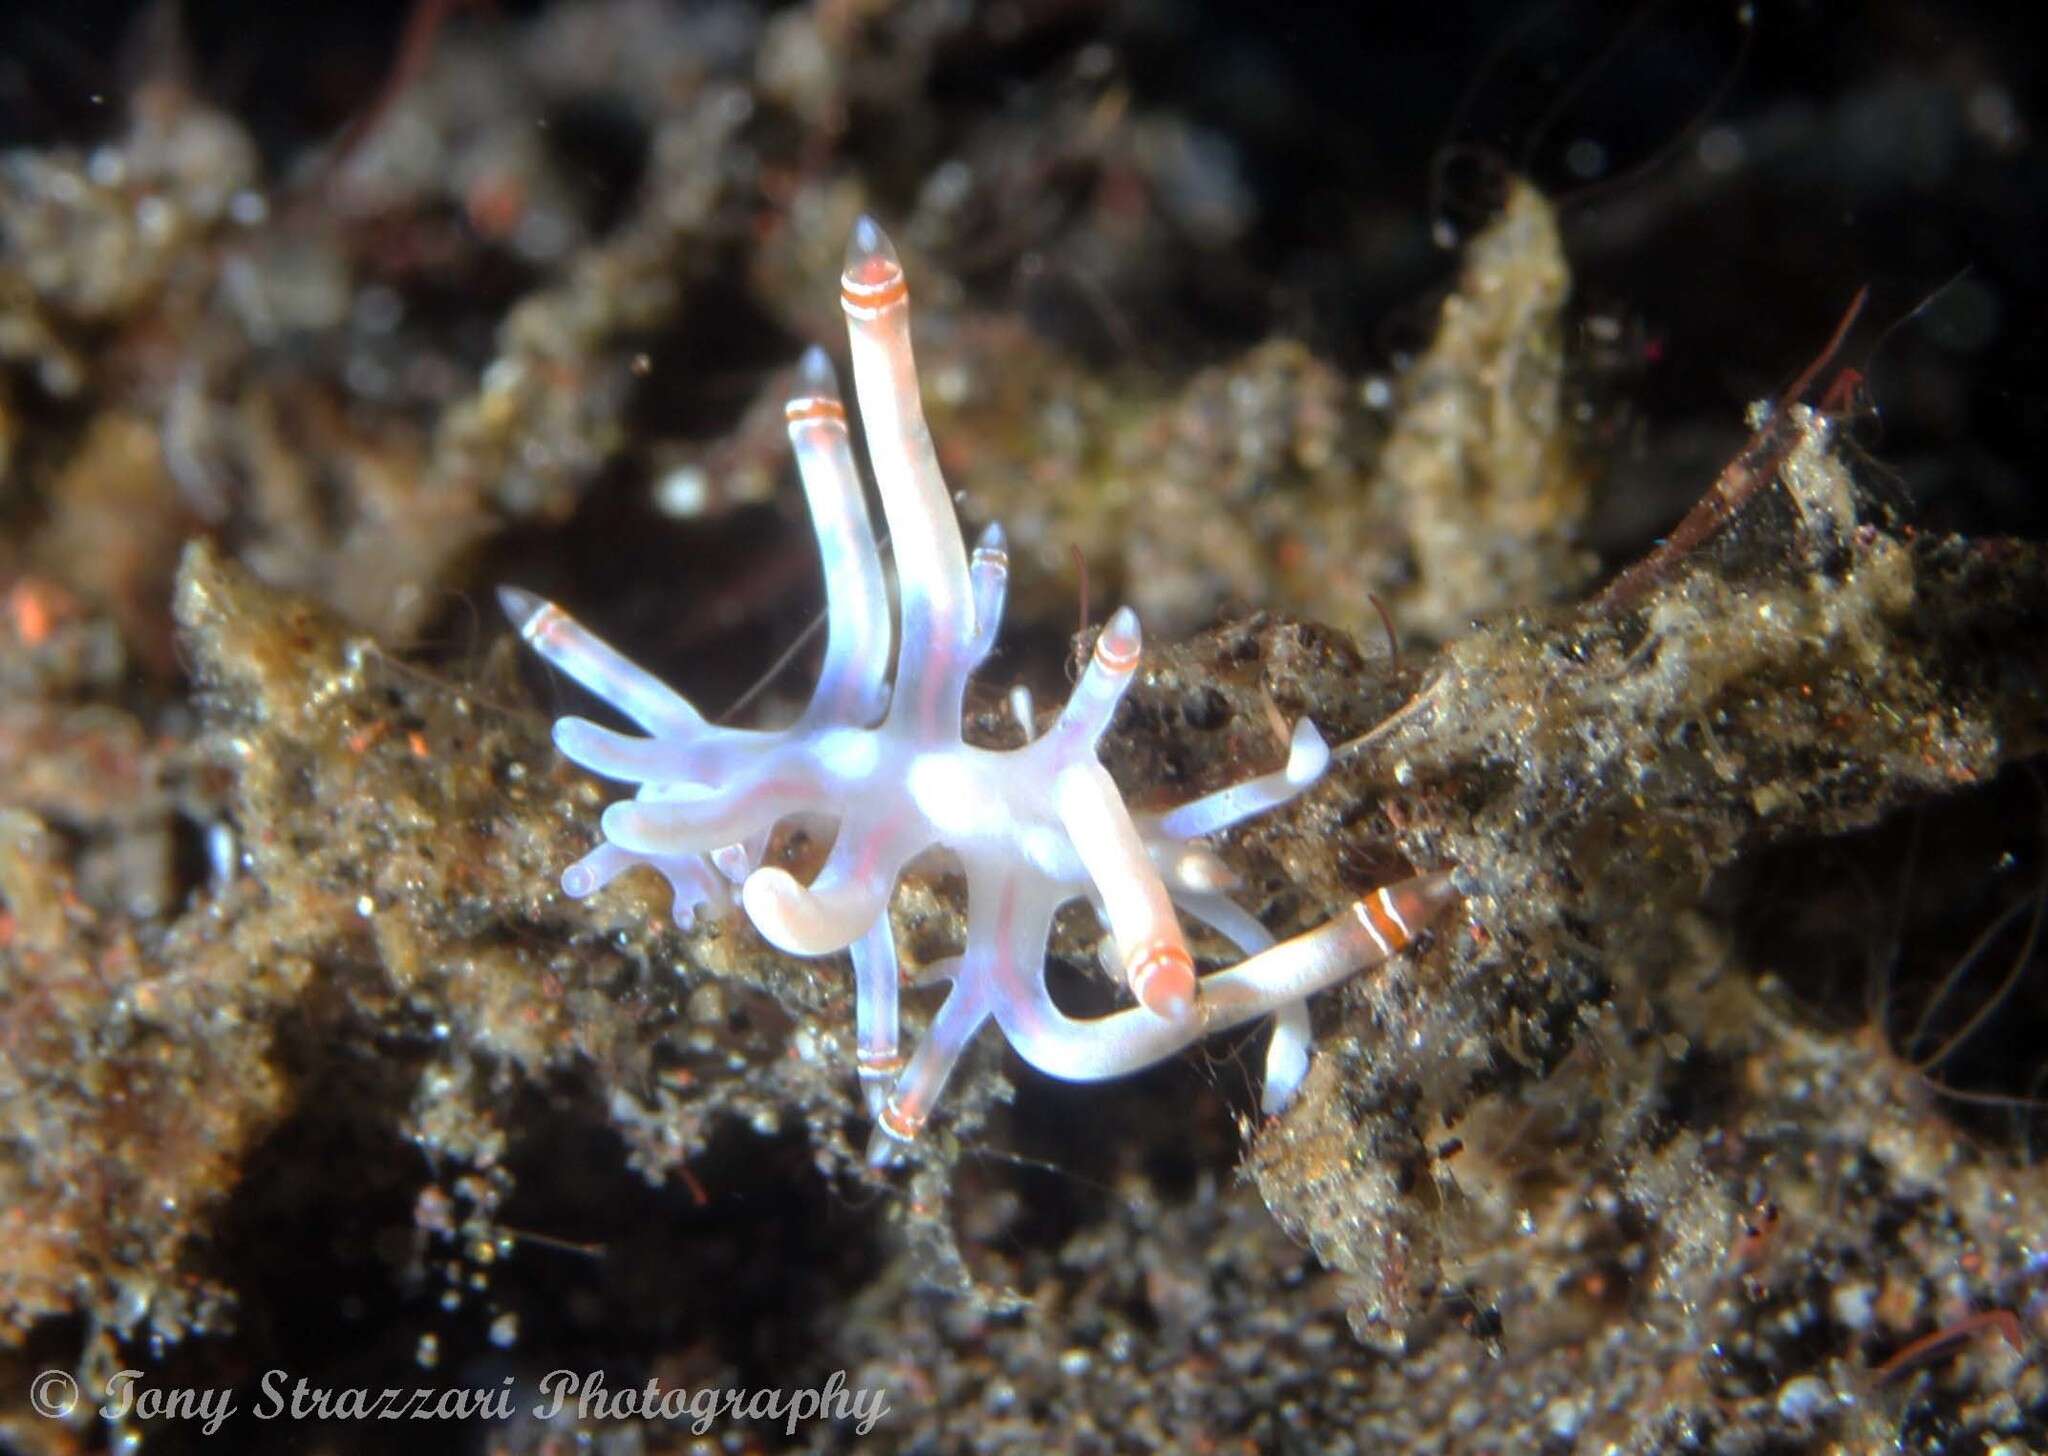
[1829,1282,1875,1331]
[1775,1375,1832,1423]
[654,464,711,518]
[931,361,972,406]
[205,822,238,888]
[480,358,526,397]
[1543,1395,1585,1439]
[87,147,124,187]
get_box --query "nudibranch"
[503,217,1454,1161]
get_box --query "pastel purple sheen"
[847,213,898,271]
[502,221,1438,1161]
[496,584,544,628]
[796,344,838,396]
[1098,605,1140,657]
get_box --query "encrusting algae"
[0,5,2044,1446]
[5,400,2046,1448]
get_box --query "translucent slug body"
[503,218,1455,1161]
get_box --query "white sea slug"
[503,217,1455,1161]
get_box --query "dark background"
[4,0,2043,555]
